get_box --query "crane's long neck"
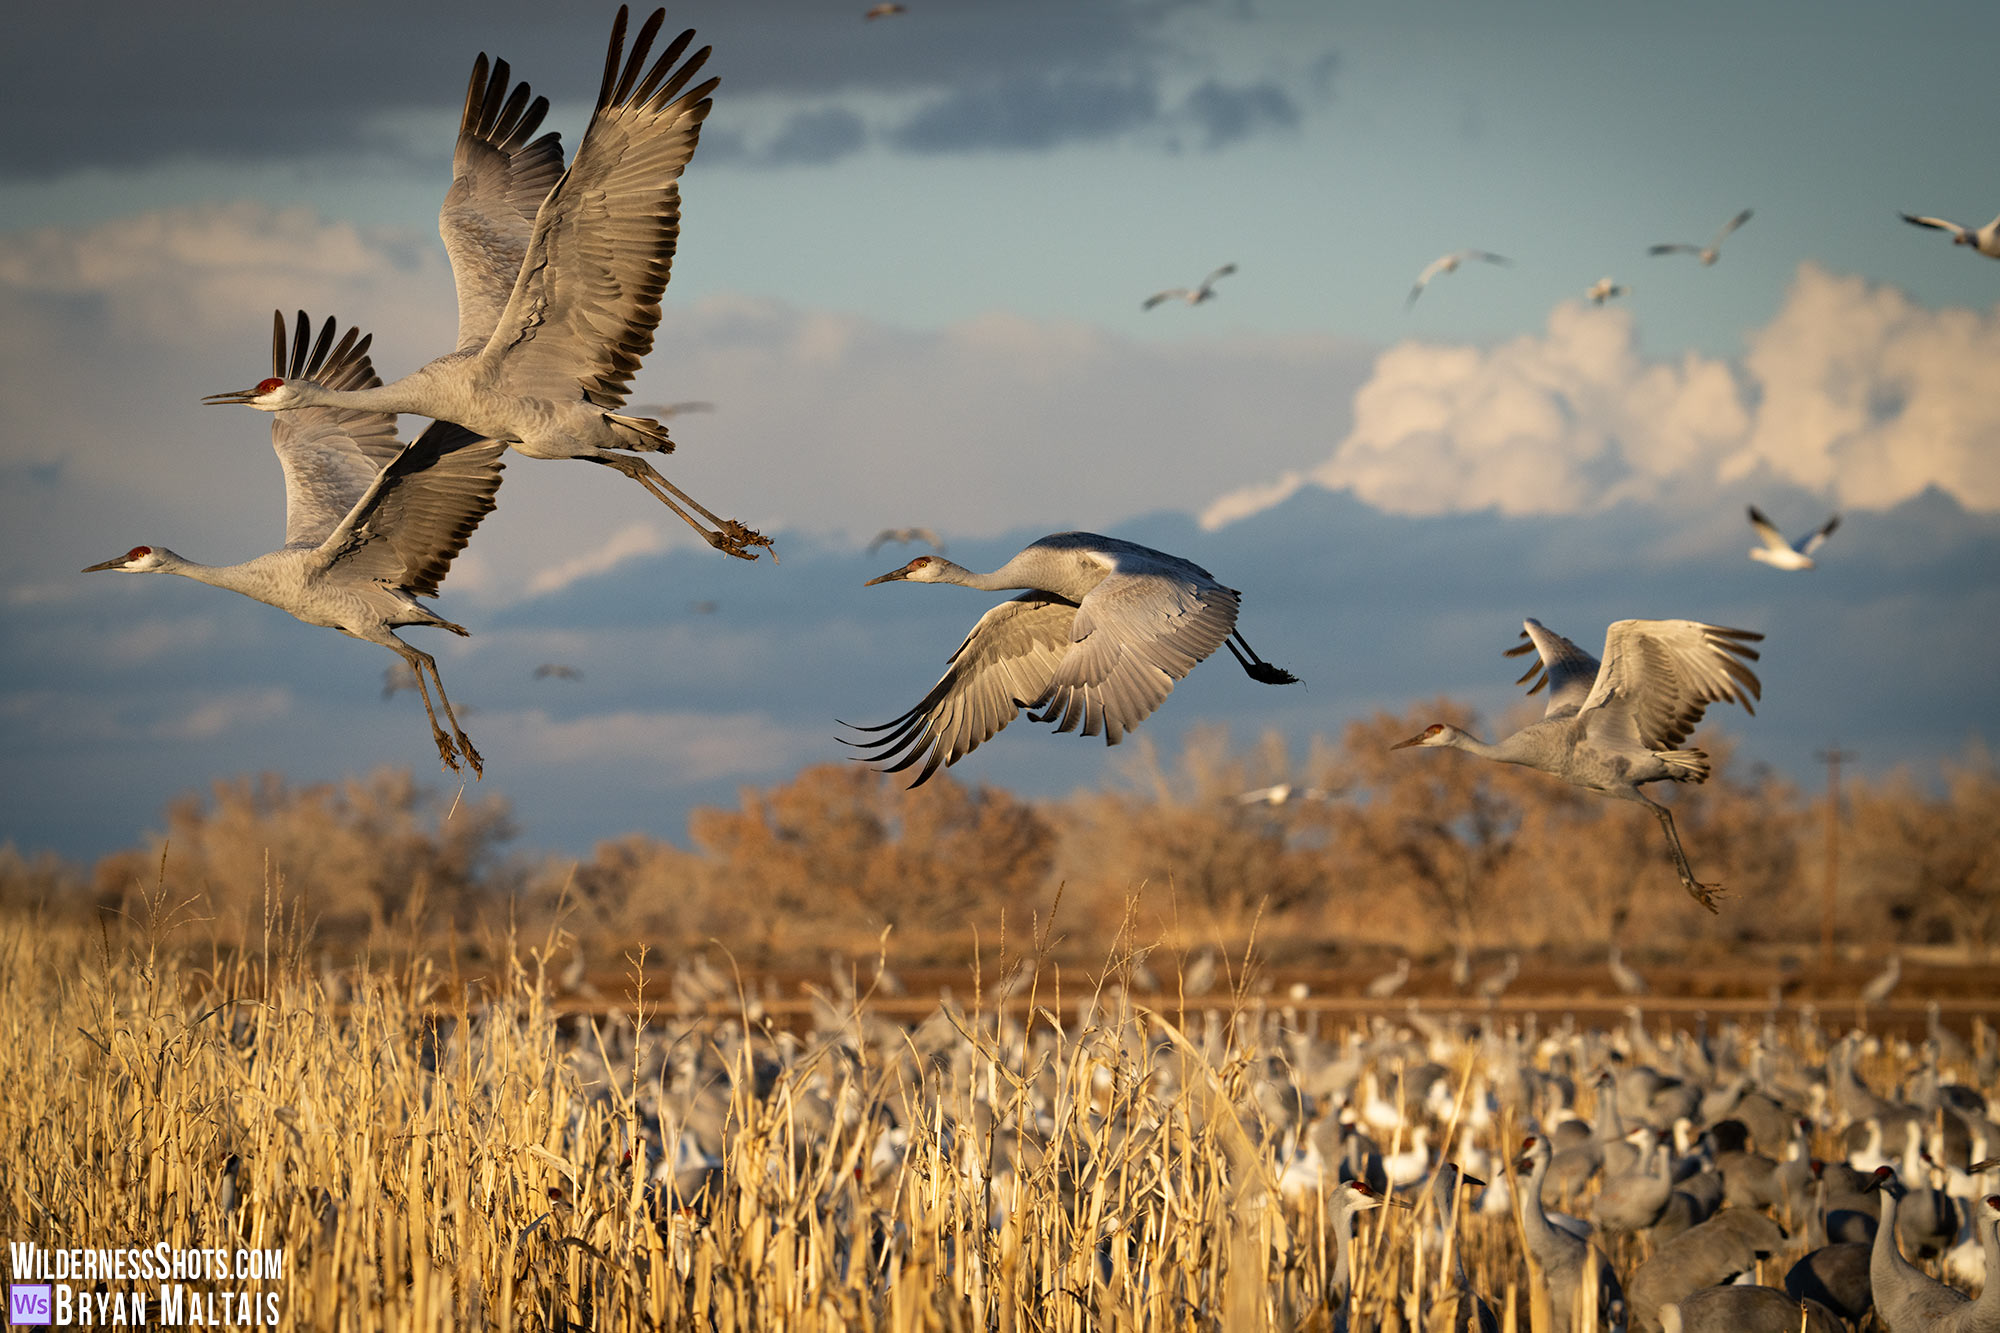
[1518,1151,1561,1252]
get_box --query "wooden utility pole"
[1817,746,1855,968]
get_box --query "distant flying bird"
[88,313,504,776]
[688,599,719,615]
[1899,209,2000,259]
[843,533,1298,786]
[203,9,771,562]
[1407,250,1511,307]
[1236,783,1332,807]
[1748,505,1840,571]
[868,526,946,555]
[1394,617,1764,912]
[1143,263,1237,310]
[1588,277,1628,305]
[1648,208,1753,265]
[533,663,583,681]
[864,2,906,16]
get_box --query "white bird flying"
[1899,209,2000,259]
[1393,618,1764,911]
[843,533,1298,786]
[1588,277,1628,304]
[1407,250,1511,307]
[1143,263,1238,309]
[1648,208,1753,265]
[1748,505,1839,571]
[203,9,771,561]
[867,527,946,555]
[88,313,504,776]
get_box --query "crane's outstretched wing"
[1577,619,1762,752]
[317,422,506,598]
[841,594,1078,786]
[478,8,716,408]
[1503,618,1602,719]
[1798,514,1840,555]
[442,54,565,356]
[1648,242,1701,256]
[1746,504,1796,554]
[1143,288,1191,309]
[1030,573,1238,744]
[268,311,404,549]
[1200,262,1238,290]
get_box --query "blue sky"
[3,1,1996,864]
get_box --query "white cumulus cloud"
[1205,264,2000,527]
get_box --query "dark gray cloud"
[1,1,1307,178]
[760,107,871,166]
[888,70,1162,153]
[1182,79,1299,149]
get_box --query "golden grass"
[0,887,1980,1331]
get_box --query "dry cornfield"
[1,888,1991,1332]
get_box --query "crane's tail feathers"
[1657,748,1711,784]
[603,411,676,454]
[1225,632,1300,685]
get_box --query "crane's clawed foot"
[456,736,484,778]
[432,731,465,775]
[707,519,776,563]
[1246,662,1300,685]
[1682,878,1725,914]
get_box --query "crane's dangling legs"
[596,454,775,562]
[1224,629,1300,685]
[392,642,483,778]
[1643,795,1721,913]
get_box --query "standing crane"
[1648,208,1753,265]
[1866,1169,2000,1332]
[1514,1134,1626,1333]
[841,533,1297,786]
[203,8,769,561]
[87,313,503,775]
[1393,618,1763,911]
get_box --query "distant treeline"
[5,703,1993,965]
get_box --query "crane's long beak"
[864,569,909,586]
[1389,734,1427,750]
[82,556,128,572]
[201,388,260,405]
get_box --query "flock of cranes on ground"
[84,7,1906,915]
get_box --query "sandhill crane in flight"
[88,313,503,776]
[533,663,583,681]
[1900,209,2000,259]
[1407,249,1511,307]
[864,2,907,17]
[1394,618,1764,911]
[867,526,946,555]
[1649,208,1753,265]
[1588,277,1628,305]
[842,533,1298,786]
[203,10,770,562]
[1748,505,1839,570]
[1143,263,1237,309]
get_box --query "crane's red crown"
[126,546,152,561]
[255,377,285,394]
